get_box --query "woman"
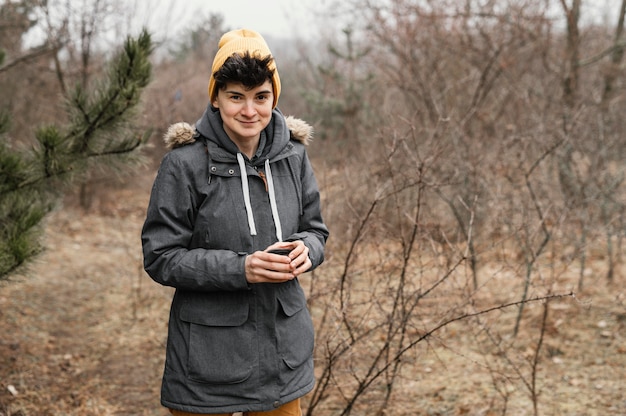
[141,29,328,415]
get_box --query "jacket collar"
[163,111,313,150]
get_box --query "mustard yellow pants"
[169,398,301,416]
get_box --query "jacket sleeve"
[285,150,329,270]
[141,151,250,292]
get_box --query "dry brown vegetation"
[2,0,626,415]
[0,170,624,416]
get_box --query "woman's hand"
[244,241,311,284]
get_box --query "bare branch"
[0,44,59,74]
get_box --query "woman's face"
[212,80,274,147]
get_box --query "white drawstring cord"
[237,153,257,236]
[265,159,283,242]
[236,154,283,241]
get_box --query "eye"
[256,94,270,102]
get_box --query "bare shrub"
[300,0,625,414]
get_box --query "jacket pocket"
[276,282,315,369]
[180,293,253,384]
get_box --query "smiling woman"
[212,80,275,158]
[141,28,328,415]
[210,48,276,157]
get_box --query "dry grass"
[0,171,625,416]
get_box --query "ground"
[0,173,625,416]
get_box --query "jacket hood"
[163,109,315,242]
[163,110,313,151]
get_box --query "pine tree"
[0,29,153,280]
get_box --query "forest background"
[1,0,625,415]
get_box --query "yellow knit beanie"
[208,29,281,109]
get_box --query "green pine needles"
[0,29,153,280]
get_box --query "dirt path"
[0,183,173,416]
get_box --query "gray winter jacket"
[141,106,328,414]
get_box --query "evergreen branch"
[0,29,153,281]
[66,30,152,154]
[12,133,146,191]
[85,137,143,157]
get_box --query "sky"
[21,0,340,62]
[135,0,329,43]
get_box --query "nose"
[240,100,257,117]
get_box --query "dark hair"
[213,51,275,93]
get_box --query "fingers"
[289,243,311,276]
[292,254,312,276]
[245,241,312,284]
[245,250,294,284]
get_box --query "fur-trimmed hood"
[163,115,313,150]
